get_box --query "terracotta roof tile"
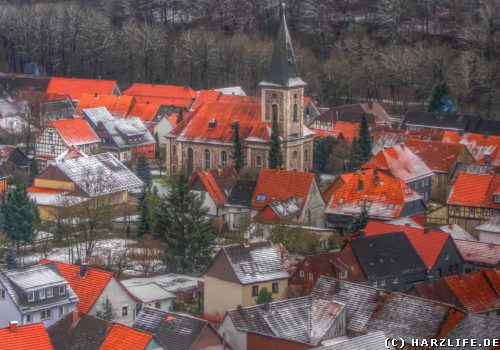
[404,139,468,173]
[127,102,162,122]
[334,121,360,143]
[123,84,196,108]
[46,118,100,146]
[190,90,222,111]
[310,128,342,139]
[190,166,238,207]
[443,131,500,166]
[46,77,118,101]
[252,169,315,210]
[448,173,500,208]
[100,324,153,350]
[364,221,450,269]
[77,94,135,117]
[0,323,54,350]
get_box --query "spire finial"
[281,2,286,17]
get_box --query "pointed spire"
[259,2,306,88]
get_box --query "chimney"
[71,310,79,325]
[9,321,17,333]
[423,226,430,234]
[80,263,88,278]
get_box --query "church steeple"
[259,3,306,88]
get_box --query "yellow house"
[28,152,142,221]
[203,241,289,321]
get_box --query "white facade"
[153,116,175,146]
[218,315,247,350]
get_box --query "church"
[165,7,314,177]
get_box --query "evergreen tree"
[155,173,215,273]
[135,153,152,189]
[358,113,373,164]
[428,82,457,113]
[256,287,273,304]
[96,296,116,320]
[231,123,244,172]
[3,247,17,269]
[313,136,336,172]
[268,113,283,169]
[349,207,369,234]
[29,158,39,179]
[2,185,38,252]
[346,138,363,172]
[137,186,150,237]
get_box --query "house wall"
[218,315,247,350]
[477,230,500,244]
[303,101,320,126]
[300,180,325,227]
[400,200,426,218]
[89,277,137,325]
[204,275,243,318]
[154,118,174,146]
[428,238,464,278]
[430,173,449,203]
[28,302,77,327]
[226,206,251,231]
[0,281,23,328]
[407,176,432,203]
[247,332,310,350]
[371,271,427,292]
[192,190,219,217]
[241,279,288,307]
[192,325,223,350]
[33,178,75,191]
[142,299,173,312]
[448,205,497,234]
[145,338,163,350]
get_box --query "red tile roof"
[100,324,153,350]
[46,77,118,101]
[190,166,238,207]
[364,221,450,268]
[169,100,270,144]
[127,102,162,122]
[40,259,113,313]
[442,131,500,166]
[404,139,468,173]
[310,128,342,139]
[190,90,222,111]
[46,118,100,146]
[334,121,360,143]
[448,173,500,208]
[0,323,54,350]
[363,144,432,182]
[252,169,316,210]
[77,94,135,117]
[453,239,500,266]
[445,269,500,313]
[326,169,422,220]
[193,172,226,206]
[27,186,67,194]
[123,84,196,108]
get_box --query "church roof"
[259,4,305,88]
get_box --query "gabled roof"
[312,276,465,342]
[127,102,162,122]
[448,173,500,208]
[224,296,345,346]
[100,117,155,149]
[312,102,391,127]
[439,224,476,241]
[168,100,269,144]
[401,111,480,131]
[441,314,499,349]
[349,232,427,279]
[254,197,302,224]
[364,221,450,269]
[404,139,469,173]
[46,118,100,146]
[363,144,432,182]
[77,93,135,117]
[190,166,239,207]
[252,169,316,210]
[40,259,115,313]
[326,169,423,220]
[123,84,196,108]
[258,5,305,88]
[46,77,118,101]
[190,90,222,111]
[226,179,257,207]
[448,162,499,185]
[0,323,54,350]
[212,241,289,285]
[54,145,86,162]
[333,121,360,143]
[133,307,221,350]
[476,215,500,234]
[100,324,154,350]
[453,239,500,267]
[0,145,30,167]
[442,131,500,166]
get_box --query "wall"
[241,279,288,307]
[154,117,174,146]
[218,315,247,350]
[301,181,325,227]
[23,302,77,328]
[0,281,22,328]
[477,230,500,244]
[408,176,432,203]
[192,325,223,350]
[143,299,173,312]
[89,277,137,325]
[247,332,310,350]
[429,238,464,278]
[204,275,243,318]
[34,178,75,191]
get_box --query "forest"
[0,0,498,117]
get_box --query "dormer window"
[340,270,348,279]
[494,195,500,204]
[39,289,46,300]
[256,194,266,202]
[59,285,65,295]
[338,198,344,204]
[359,200,365,207]
[388,203,395,210]
[46,288,53,298]
[28,292,34,302]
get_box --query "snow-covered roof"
[214,86,246,96]
[125,282,176,303]
[123,274,202,294]
[439,224,477,241]
[5,264,67,291]
[101,117,155,148]
[475,216,500,234]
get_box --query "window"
[48,132,53,141]
[46,288,53,298]
[256,194,266,202]
[380,279,386,286]
[339,198,344,204]
[59,307,64,317]
[28,292,34,302]
[0,289,4,300]
[495,195,500,204]
[204,149,210,170]
[410,201,415,208]
[414,182,418,189]
[453,264,459,273]
[421,179,425,187]
[436,268,442,278]
[256,156,262,167]
[293,104,298,122]
[122,305,128,316]
[372,280,377,287]
[448,265,453,275]
[393,277,398,284]
[308,272,313,280]
[272,282,279,294]
[252,285,259,297]
[272,104,278,121]
[172,145,177,156]
[304,149,308,161]
[444,253,449,260]
[299,270,304,278]
[41,309,52,320]
[187,148,194,174]
[221,151,227,166]
[25,314,32,324]
[340,270,348,279]
[39,289,46,300]
[155,301,161,309]
[59,285,65,295]
[50,145,55,154]
[292,150,298,159]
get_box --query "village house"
[38,93,75,125]
[0,322,54,350]
[403,139,474,201]
[370,127,444,155]
[439,314,499,349]
[217,296,347,350]
[34,117,101,168]
[82,107,155,161]
[364,221,464,279]
[76,93,136,118]
[447,162,500,195]
[325,169,426,231]
[45,77,120,103]
[252,168,325,227]
[225,179,257,231]
[203,241,289,322]
[442,131,500,166]
[0,263,78,328]
[133,307,224,350]
[40,260,139,325]
[28,152,142,221]
[189,165,239,221]
[165,11,314,176]
[48,311,162,350]
[309,101,391,129]
[475,216,500,243]
[363,143,433,202]
[452,239,500,272]
[122,283,175,313]
[408,269,500,318]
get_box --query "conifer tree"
[268,113,283,169]
[349,207,369,234]
[96,296,116,320]
[155,173,215,273]
[256,287,274,304]
[29,158,39,179]
[231,123,244,172]
[346,137,363,172]
[137,186,150,237]
[135,153,152,189]
[428,82,457,113]
[358,113,373,164]
[3,247,17,269]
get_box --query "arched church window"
[204,149,211,170]
[187,148,194,175]
[256,156,263,167]
[221,151,227,166]
[272,104,278,121]
[293,104,298,122]
[292,150,298,159]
